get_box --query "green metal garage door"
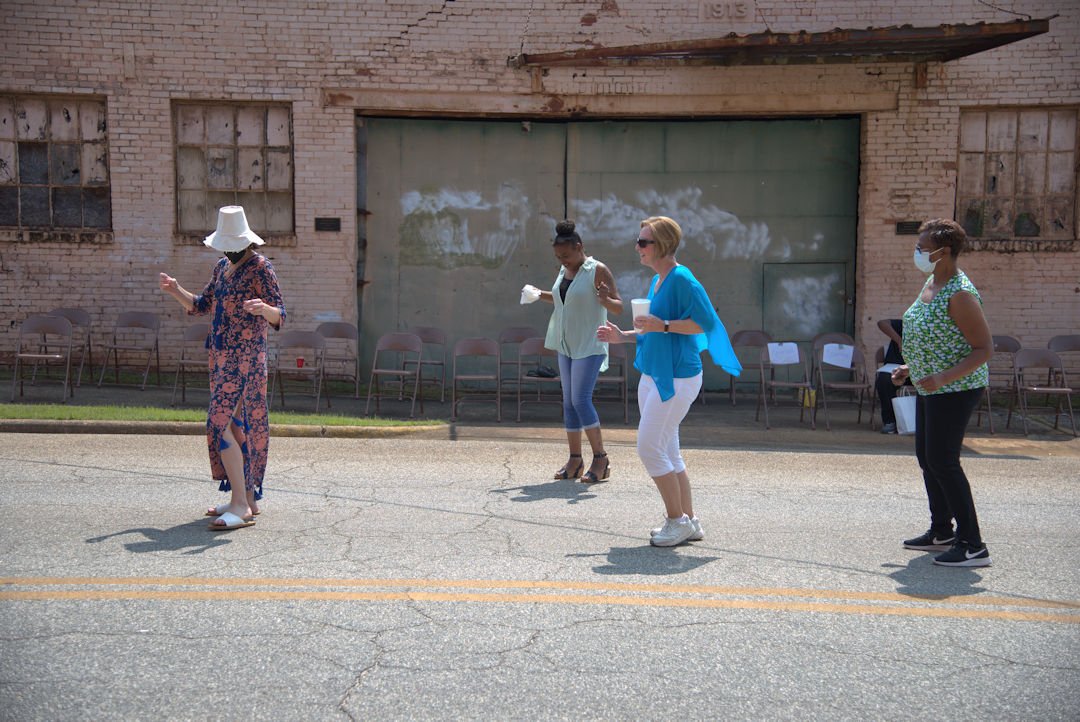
[361,117,859,387]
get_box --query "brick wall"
[1,0,1077,370]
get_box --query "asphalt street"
[1,428,1078,720]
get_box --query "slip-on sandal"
[208,511,256,531]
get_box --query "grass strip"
[0,403,439,427]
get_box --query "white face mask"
[913,247,942,273]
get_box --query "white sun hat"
[203,205,265,252]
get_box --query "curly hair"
[918,218,968,257]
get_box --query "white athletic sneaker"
[651,516,704,541]
[650,515,695,547]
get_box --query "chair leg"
[97,347,111,387]
[1019,390,1030,436]
[62,353,72,403]
[11,354,21,401]
[820,387,830,431]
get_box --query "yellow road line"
[1,587,1077,624]
[1,576,1076,610]
[1,576,1077,623]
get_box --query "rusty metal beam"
[509,18,1052,69]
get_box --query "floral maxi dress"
[190,253,286,497]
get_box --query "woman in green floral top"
[892,219,993,567]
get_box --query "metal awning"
[509,18,1052,68]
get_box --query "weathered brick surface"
[1,1,1077,367]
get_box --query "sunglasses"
[635,238,656,248]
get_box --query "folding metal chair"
[756,342,815,430]
[404,325,448,403]
[515,336,562,422]
[975,334,1021,434]
[46,307,93,386]
[316,321,361,399]
[1006,348,1076,436]
[729,329,772,406]
[497,326,541,396]
[170,322,211,406]
[97,311,161,390]
[11,315,74,402]
[814,342,874,431]
[365,331,424,418]
[451,337,501,422]
[270,330,329,412]
[594,341,631,424]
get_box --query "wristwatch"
[663,321,670,333]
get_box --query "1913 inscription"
[700,1,755,21]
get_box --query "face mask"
[913,247,942,273]
[225,249,247,265]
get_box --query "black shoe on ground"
[880,422,897,434]
[903,529,956,551]
[933,540,992,567]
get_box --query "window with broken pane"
[957,108,1077,241]
[0,94,111,230]
[173,103,294,235]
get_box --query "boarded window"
[173,103,293,235]
[957,108,1078,240]
[0,95,111,230]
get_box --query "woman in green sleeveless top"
[529,220,623,483]
[892,219,993,567]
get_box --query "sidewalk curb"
[0,419,444,438]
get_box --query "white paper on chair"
[876,363,901,375]
[767,342,799,365]
[822,343,854,369]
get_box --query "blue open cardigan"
[634,265,742,401]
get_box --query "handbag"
[891,394,916,435]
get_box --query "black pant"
[914,387,985,546]
[877,372,898,424]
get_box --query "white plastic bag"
[520,284,541,304]
[892,395,916,435]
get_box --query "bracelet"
[663,321,669,333]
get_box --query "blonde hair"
[640,216,682,257]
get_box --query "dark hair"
[553,219,581,246]
[918,218,967,256]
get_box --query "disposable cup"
[631,298,651,319]
[296,357,305,368]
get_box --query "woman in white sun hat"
[159,205,286,530]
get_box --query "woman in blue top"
[598,216,742,547]
[531,220,623,483]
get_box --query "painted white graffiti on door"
[399,184,530,268]
[398,185,781,268]
[571,187,784,261]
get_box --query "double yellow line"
[2,576,1077,624]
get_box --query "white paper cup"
[631,298,651,319]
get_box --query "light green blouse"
[901,270,989,395]
[544,256,608,371]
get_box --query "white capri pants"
[636,372,703,478]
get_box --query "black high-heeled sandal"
[581,452,610,483]
[554,454,583,480]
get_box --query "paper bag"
[892,395,916,435]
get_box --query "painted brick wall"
[1,0,1077,372]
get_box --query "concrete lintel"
[323,88,898,117]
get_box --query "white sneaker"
[650,515,695,547]
[651,516,704,541]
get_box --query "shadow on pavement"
[569,546,720,576]
[86,518,231,555]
